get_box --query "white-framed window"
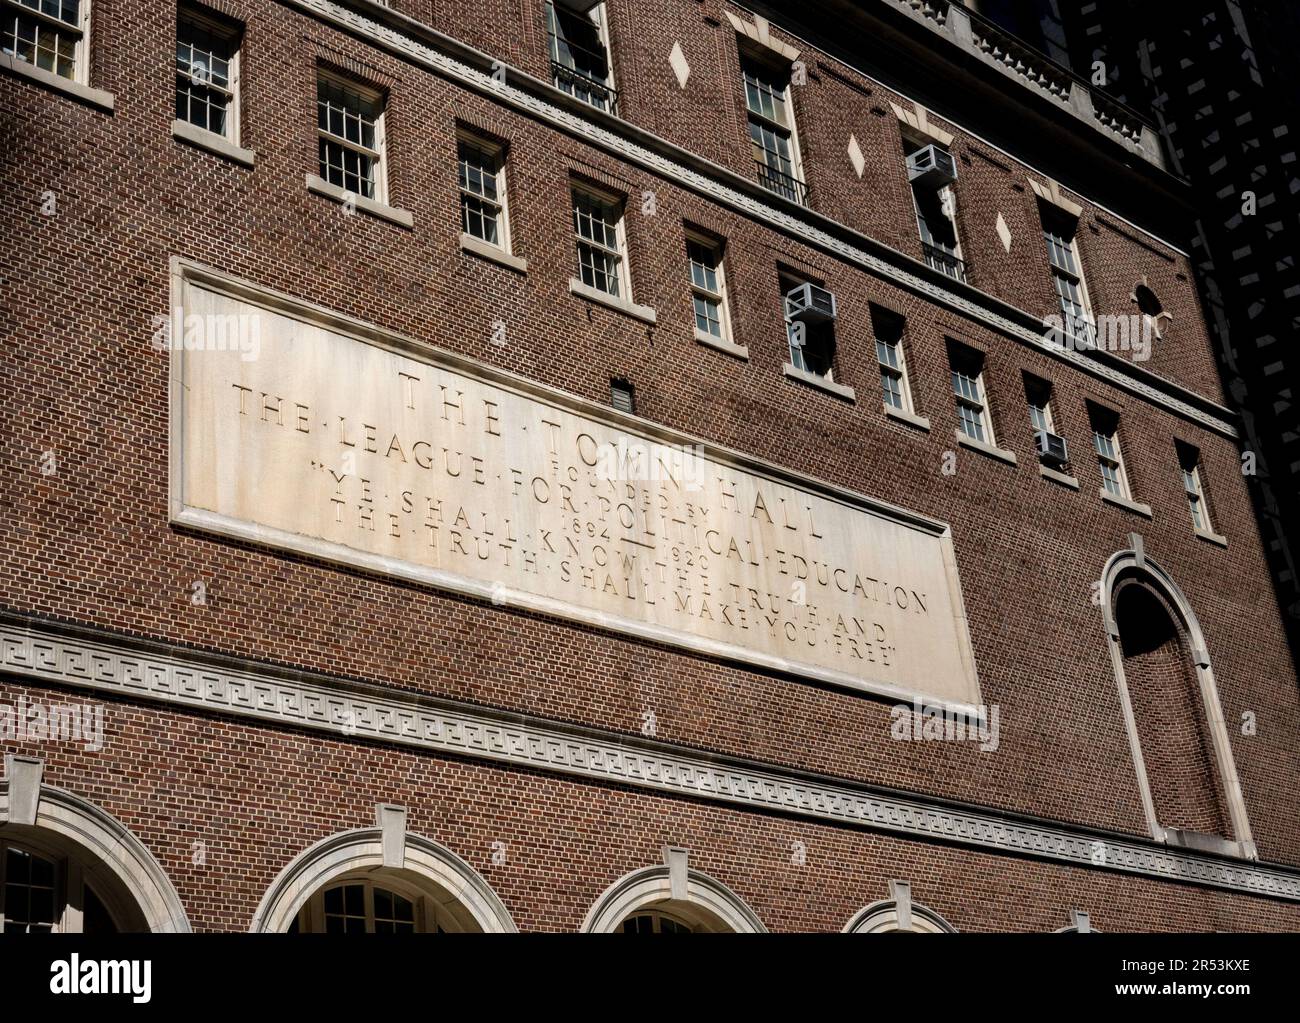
[783,274,836,379]
[175,7,241,141]
[0,840,120,934]
[1025,375,1055,435]
[872,306,914,412]
[572,183,628,298]
[545,0,615,113]
[949,343,993,443]
[1178,443,1213,532]
[2,0,90,82]
[288,877,469,934]
[1090,406,1131,499]
[317,70,387,202]
[742,52,806,205]
[686,233,733,343]
[1042,207,1095,345]
[619,910,694,934]
[905,139,965,282]
[458,133,510,249]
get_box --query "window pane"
[3,848,58,933]
[3,11,80,79]
[881,370,904,409]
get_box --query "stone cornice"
[2,610,1298,904]
[273,0,1240,440]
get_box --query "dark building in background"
[968,0,1300,655]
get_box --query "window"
[1042,207,1095,345]
[572,185,627,297]
[0,841,121,934]
[610,377,635,414]
[1134,283,1166,338]
[3,846,55,933]
[949,343,992,443]
[545,1,615,113]
[686,234,733,343]
[872,306,915,413]
[1177,443,1213,533]
[620,911,693,933]
[1025,376,1072,468]
[905,140,965,282]
[175,8,241,141]
[317,71,386,202]
[458,134,509,248]
[2,0,87,82]
[1024,375,1058,436]
[742,53,806,205]
[783,274,836,379]
[1090,405,1131,499]
[288,881,444,934]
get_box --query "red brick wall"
[1119,585,1230,837]
[1,0,1297,928]
[3,680,1299,932]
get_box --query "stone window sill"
[885,406,931,432]
[305,174,413,229]
[1,54,114,111]
[568,278,657,324]
[460,232,527,273]
[956,431,1017,465]
[171,120,255,167]
[1163,827,1252,860]
[1195,527,1228,549]
[695,329,748,359]
[782,363,856,402]
[1039,464,1079,489]
[1100,489,1153,518]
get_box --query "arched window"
[1102,549,1256,858]
[1130,277,1171,339]
[1,837,133,933]
[843,880,957,933]
[1,759,188,933]
[288,875,464,933]
[582,848,766,933]
[619,910,694,934]
[252,813,516,934]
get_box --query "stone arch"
[250,823,517,933]
[581,848,766,933]
[842,880,957,933]
[1101,548,1256,858]
[0,759,191,932]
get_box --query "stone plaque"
[169,260,982,710]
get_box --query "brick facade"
[2,0,1298,932]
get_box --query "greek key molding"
[3,612,1298,903]
[279,0,1238,439]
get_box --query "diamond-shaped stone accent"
[847,134,865,178]
[996,212,1013,252]
[669,42,690,89]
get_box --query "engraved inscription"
[173,271,981,707]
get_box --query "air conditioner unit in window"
[785,282,837,324]
[1035,430,1070,468]
[906,144,958,188]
